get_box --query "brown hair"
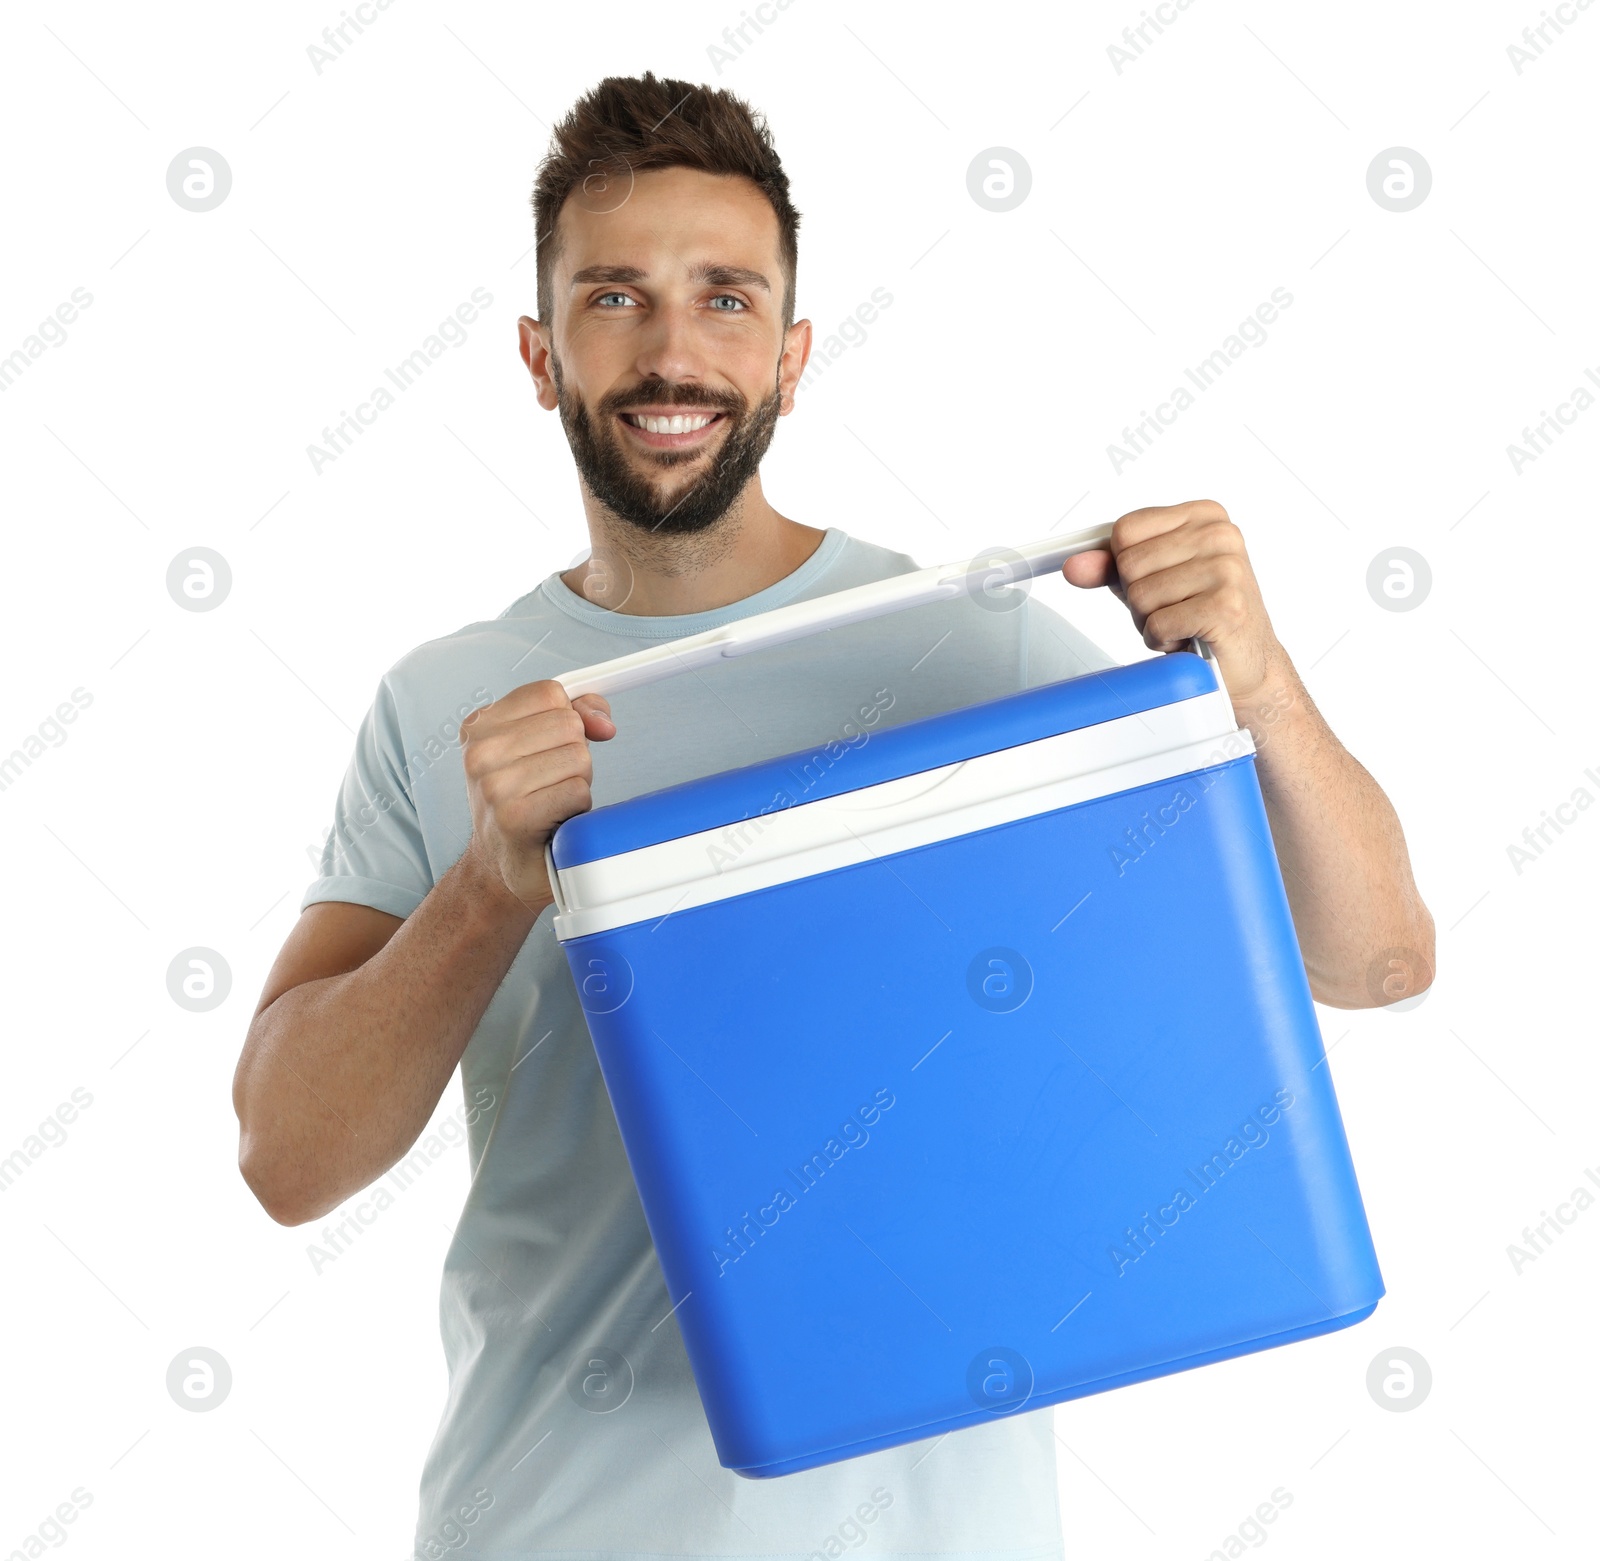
[531,72,801,332]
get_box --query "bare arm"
[233,858,539,1225]
[1224,646,1434,1008]
[233,681,615,1226]
[1065,501,1435,1009]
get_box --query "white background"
[2,0,1595,1556]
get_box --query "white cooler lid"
[549,655,1252,941]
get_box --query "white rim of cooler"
[547,688,1252,941]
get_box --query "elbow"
[236,1116,354,1228]
[233,1021,327,1227]
[1313,904,1436,1011]
[238,1134,314,1227]
[1374,899,1437,1007]
[236,1110,340,1227]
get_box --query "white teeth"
[629,413,715,434]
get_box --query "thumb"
[571,692,616,741]
[1062,548,1116,590]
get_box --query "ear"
[518,316,559,411]
[776,318,813,416]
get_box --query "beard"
[552,353,782,536]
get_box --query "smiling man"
[233,71,1433,1560]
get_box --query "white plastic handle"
[556,523,1123,700]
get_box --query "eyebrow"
[568,261,772,294]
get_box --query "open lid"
[551,651,1222,869]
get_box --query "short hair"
[531,71,801,331]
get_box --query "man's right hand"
[459,680,616,913]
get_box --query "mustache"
[599,381,746,417]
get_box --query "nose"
[630,291,708,390]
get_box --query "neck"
[562,476,828,617]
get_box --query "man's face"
[523,165,806,536]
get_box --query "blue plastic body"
[554,656,1384,1478]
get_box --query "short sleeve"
[1021,597,1118,687]
[300,674,434,920]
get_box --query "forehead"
[553,165,781,283]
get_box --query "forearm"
[237,850,543,1224]
[1232,648,1435,1008]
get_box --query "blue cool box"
[548,651,1384,1478]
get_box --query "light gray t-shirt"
[302,527,1114,1560]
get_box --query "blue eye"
[596,292,636,307]
[709,295,747,311]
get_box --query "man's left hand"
[1062,499,1281,707]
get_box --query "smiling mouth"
[618,410,727,448]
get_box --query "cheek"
[726,346,786,405]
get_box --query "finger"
[1061,550,1129,608]
[1138,564,1255,652]
[1061,549,1114,588]
[1109,498,1230,556]
[1115,516,1242,589]
[475,740,593,806]
[1121,556,1230,624]
[464,707,588,774]
[469,678,574,730]
[496,774,594,837]
[1141,600,1210,652]
[571,692,616,741]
